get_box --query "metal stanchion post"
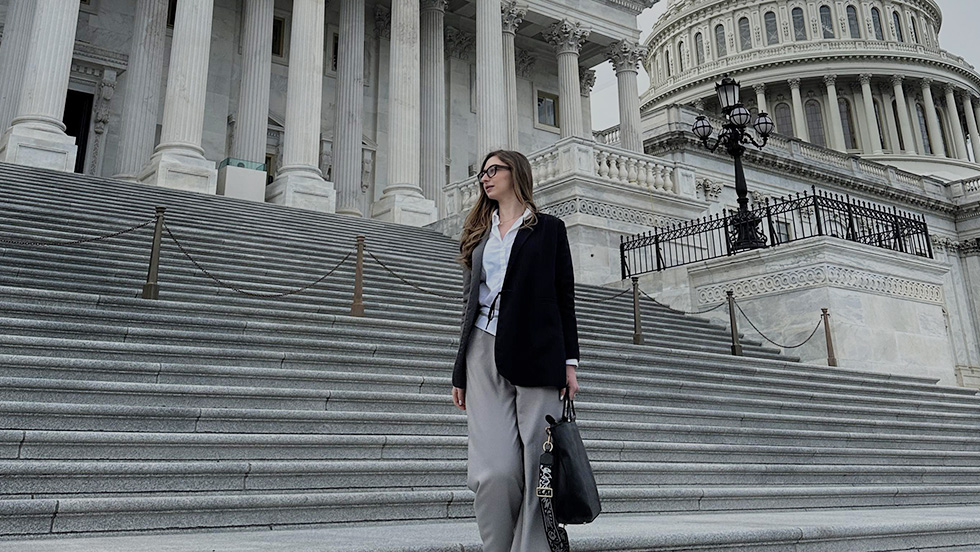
[350,236,365,316]
[727,290,742,356]
[631,277,643,345]
[141,206,166,300]
[822,308,837,366]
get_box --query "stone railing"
[947,175,980,204]
[593,125,621,146]
[593,143,676,194]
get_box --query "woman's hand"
[561,365,579,401]
[452,387,466,411]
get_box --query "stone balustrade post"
[547,20,590,140]
[608,40,648,153]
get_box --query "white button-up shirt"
[475,208,578,367]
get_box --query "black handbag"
[537,394,601,552]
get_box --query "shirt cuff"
[565,359,579,367]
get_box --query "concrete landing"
[4,506,980,552]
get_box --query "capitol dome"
[639,0,980,180]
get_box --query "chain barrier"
[164,222,352,298]
[638,289,726,316]
[365,250,460,299]
[0,219,154,248]
[733,299,824,349]
[577,287,632,303]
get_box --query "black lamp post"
[692,75,775,251]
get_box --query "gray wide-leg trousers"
[465,328,563,552]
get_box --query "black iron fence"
[621,187,933,278]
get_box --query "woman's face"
[479,156,515,203]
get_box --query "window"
[677,41,685,72]
[765,12,779,45]
[820,6,834,39]
[272,16,286,57]
[792,8,807,41]
[738,17,752,50]
[774,103,794,135]
[773,220,792,244]
[910,16,919,43]
[805,99,826,147]
[536,91,560,129]
[715,24,727,57]
[916,103,933,154]
[695,32,705,64]
[665,49,671,76]
[871,8,884,40]
[846,6,861,39]
[893,11,904,42]
[839,98,857,150]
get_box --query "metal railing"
[621,187,933,278]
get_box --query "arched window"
[664,49,671,76]
[846,6,861,39]
[916,103,933,154]
[805,99,827,147]
[677,41,685,72]
[910,16,919,43]
[893,11,904,42]
[839,98,857,150]
[774,103,794,135]
[871,8,884,40]
[765,12,779,45]
[792,8,807,41]
[715,24,727,57]
[820,6,835,38]
[738,17,752,50]
[695,32,705,64]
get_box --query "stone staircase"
[2,163,980,550]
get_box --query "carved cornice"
[696,177,722,201]
[546,19,590,56]
[541,197,683,228]
[445,26,475,60]
[500,1,527,34]
[607,40,647,73]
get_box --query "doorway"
[63,89,94,173]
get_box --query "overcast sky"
[590,0,980,130]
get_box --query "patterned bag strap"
[537,428,570,552]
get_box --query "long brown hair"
[458,150,538,268]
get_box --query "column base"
[0,124,78,172]
[140,149,218,194]
[267,168,336,213]
[371,190,437,226]
[217,163,267,203]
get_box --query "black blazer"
[452,213,579,389]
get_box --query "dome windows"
[792,8,807,41]
[738,17,752,50]
[774,103,794,135]
[871,8,884,40]
[764,12,779,45]
[846,6,861,39]
[695,32,705,65]
[820,6,835,39]
[838,98,857,150]
[678,41,686,71]
[805,99,827,147]
[715,24,727,57]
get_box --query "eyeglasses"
[477,164,511,180]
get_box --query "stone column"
[547,20,590,140]
[477,0,507,154]
[217,0,273,201]
[753,83,767,114]
[788,78,808,142]
[921,79,946,157]
[944,85,969,160]
[580,68,595,139]
[114,0,169,181]
[335,0,368,216]
[823,75,847,151]
[0,0,80,172]
[0,1,36,133]
[891,76,916,154]
[608,40,647,153]
[501,1,526,149]
[967,95,980,162]
[859,74,883,155]
[371,0,437,226]
[267,0,334,212]
[140,0,217,192]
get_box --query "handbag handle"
[562,391,576,422]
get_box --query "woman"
[451,150,580,552]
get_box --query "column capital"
[580,68,596,96]
[752,83,766,93]
[420,0,448,13]
[891,75,905,87]
[787,77,801,89]
[500,1,527,34]
[823,74,837,87]
[921,77,933,89]
[546,19,590,55]
[606,39,647,73]
[943,83,958,96]
[445,26,475,59]
[859,74,873,86]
